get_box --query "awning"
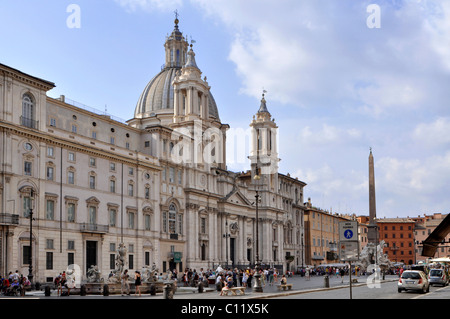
[422,214,450,257]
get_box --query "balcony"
[0,213,19,225]
[20,116,39,129]
[80,223,109,234]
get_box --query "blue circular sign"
[344,229,353,239]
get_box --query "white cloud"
[413,117,450,148]
[299,124,362,146]
[191,0,450,118]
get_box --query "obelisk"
[368,148,378,244]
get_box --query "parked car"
[428,268,449,287]
[398,270,430,293]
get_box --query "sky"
[1,0,450,219]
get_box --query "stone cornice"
[1,63,55,92]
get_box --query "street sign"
[339,221,358,242]
[339,241,359,262]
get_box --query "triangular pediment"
[221,187,251,206]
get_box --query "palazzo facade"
[0,19,306,283]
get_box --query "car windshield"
[430,270,443,276]
[402,272,421,279]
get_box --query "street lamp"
[253,167,263,293]
[28,188,35,289]
[223,221,230,268]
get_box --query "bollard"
[103,284,109,296]
[44,285,51,297]
[163,284,173,299]
[324,275,330,288]
[198,282,203,293]
[80,284,87,296]
[150,284,156,295]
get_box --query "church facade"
[0,19,306,283]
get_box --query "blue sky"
[1,0,450,219]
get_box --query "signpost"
[339,221,359,299]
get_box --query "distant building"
[303,198,351,267]
[377,218,416,265]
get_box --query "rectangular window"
[126,142,130,150]
[129,167,134,175]
[128,255,134,270]
[110,254,116,270]
[47,147,54,157]
[145,187,150,199]
[23,196,31,218]
[23,246,31,265]
[68,171,75,185]
[128,184,134,196]
[68,152,75,162]
[89,157,96,167]
[46,200,54,220]
[110,162,116,171]
[47,166,54,181]
[201,217,206,234]
[110,180,116,193]
[90,176,95,189]
[128,212,135,229]
[169,167,175,183]
[110,137,115,145]
[24,161,32,176]
[145,214,151,230]
[68,253,74,266]
[67,203,75,222]
[72,125,77,133]
[109,209,116,227]
[46,252,53,270]
[89,206,96,224]
[50,118,56,127]
[92,131,97,139]
[145,252,150,266]
[68,240,75,250]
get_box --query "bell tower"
[249,92,280,182]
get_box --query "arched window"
[22,94,35,128]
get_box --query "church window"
[22,94,35,128]
[176,49,180,66]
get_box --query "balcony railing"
[20,116,39,129]
[80,223,109,234]
[0,214,19,225]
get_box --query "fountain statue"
[86,265,104,283]
[357,240,393,273]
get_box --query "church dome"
[134,67,220,120]
[134,20,220,120]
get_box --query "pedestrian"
[305,267,310,281]
[340,268,345,283]
[134,271,141,297]
[242,271,248,288]
[281,274,287,285]
[121,269,130,296]
[269,268,274,285]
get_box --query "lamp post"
[223,221,230,268]
[28,188,35,289]
[253,168,263,293]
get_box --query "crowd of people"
[0,270,30,296]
